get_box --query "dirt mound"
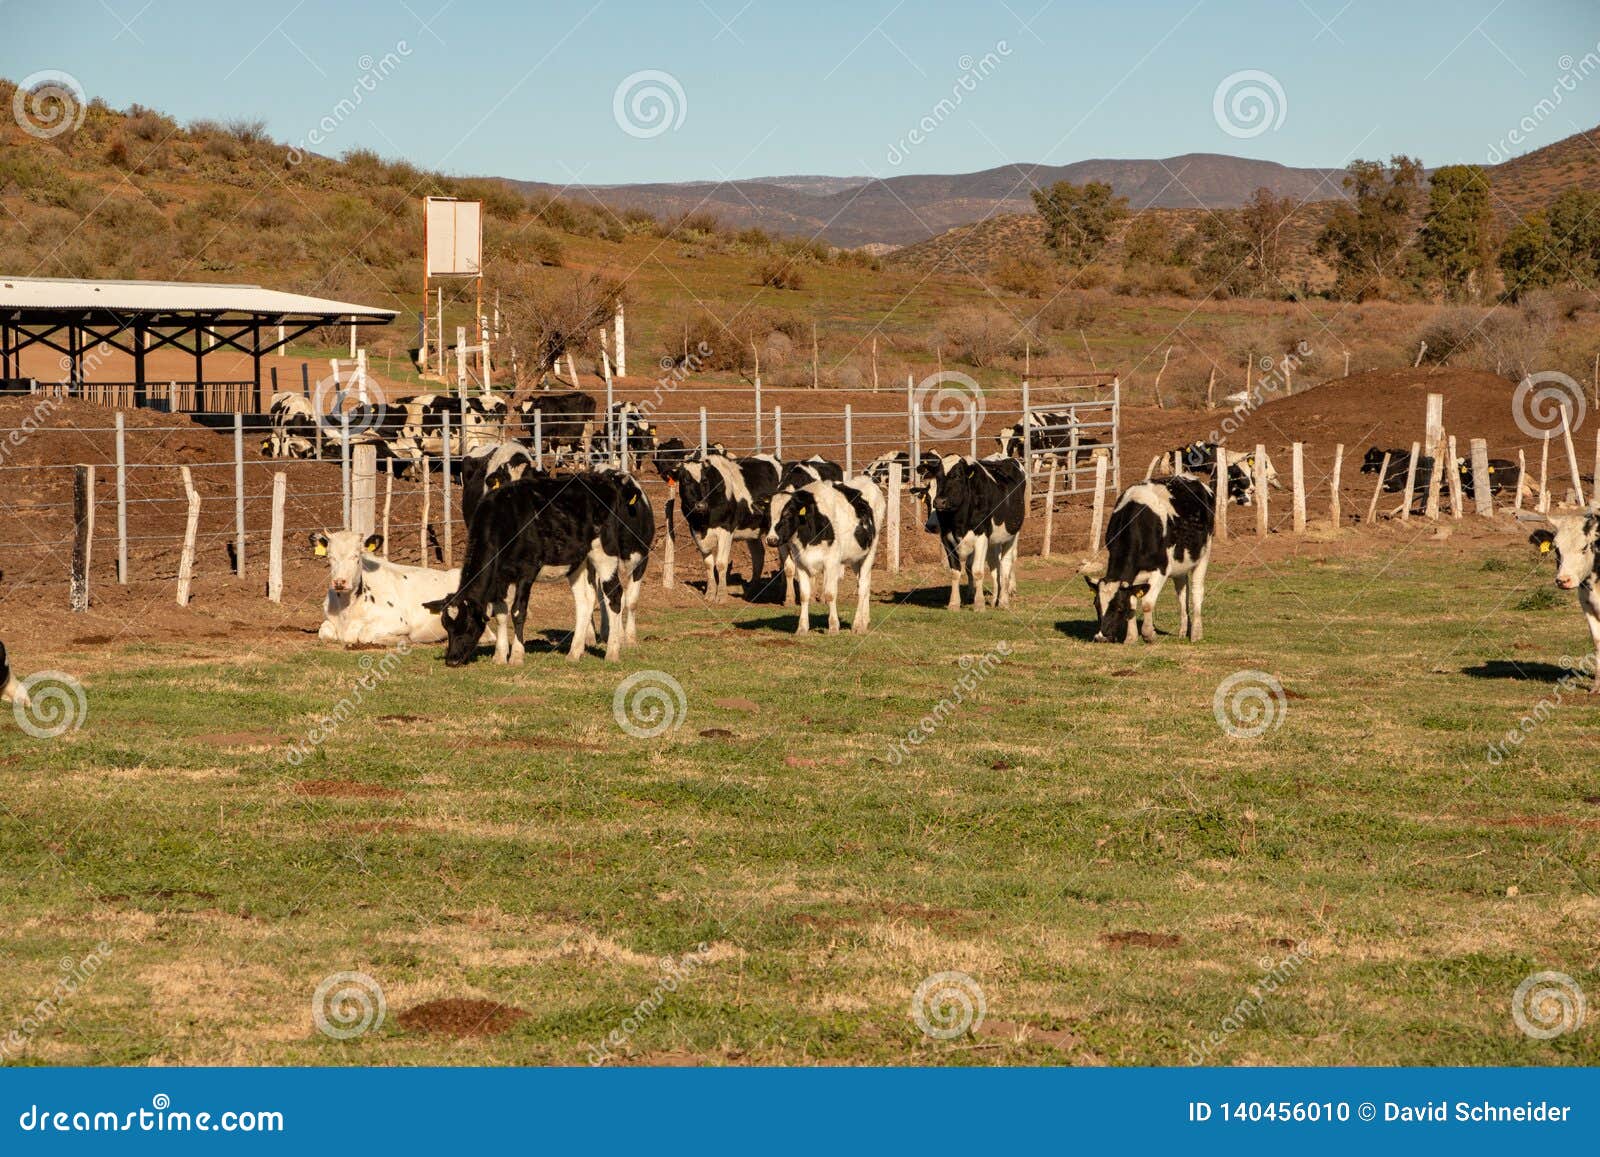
[0,397,231,471]
[397,998,527,1036]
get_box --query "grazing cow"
[515,391,598,459]
[459,441,542,526]
[424,474,611,665]
[1361,446,1435,496]
[914,454,1026,610]
[672,453,783,601]
[766,477,885,634]
[310,530,466,645]
[262,392,319,458]
[1527,507,1600,692]
[1086,475,1214,643]
[588,468,655,657]
[0,640,29,710]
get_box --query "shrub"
[754,253,808,290]
[935,306,1034,367]
[993,252,1057,297]
[225,118,270,146]
[1414,307,1486,365]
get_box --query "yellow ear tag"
[798,507,807,517]
[629,494,637,506]
[365,542,378,553]
[1541,541,1552,553]
[314,543,327,557]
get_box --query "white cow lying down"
[312,530,465,645]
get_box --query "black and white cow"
[1526,507,1600,692]
[424,474,609,665]
[1361,446,1435,496]
[1457,456,1521,500]
[671,453,783,601]
[864,450,940,486]
[586,468,655,659]
[997,410,1083,459]
[262,392,318,459]
[651,437,698,481]
[0,640,29,711]
[1161,442,1256,505]
[459,441,542,526]
[766,477,885,634]
[1085,475,1214,643]
[389,394,508,462]
[515,391,597,459]
[778,456,846,490]
[914,454,1027,610]
[763,458,848,605]
[310,529,467,645]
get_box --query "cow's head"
[672,459,722,518]
[0,641,28,710]
[1360,447,1388,474]
[311,530,383,594]
[770,489,825,549]
[1527,509,1600,591]
[421,593,486,667]
[1083,573,1149,643]
[763,488,796,547]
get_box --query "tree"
[1417,165,1495,300]
[1497,212,1562,300]
[1192,214,1253,298]
[497,265,625,385]
[1237,187,1298,294]
[1031,180,1128,265]
[1122,213,1174,267]
[1314,155,1424,299]
[1546,187,1600,286]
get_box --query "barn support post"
[177,467,200,606]
[1090,452,1110,552]
[774,406,783,461]
[441,412,453,566]
[887,461,902,573]
[1537,437,1551,514]
[1041,462,1059,558]
[1446,434,1465,520]
[70,465,91,612]
[267,472,286,603]
[906,374,915,449]
[340,411,352,528]
[1254,444,1269,537]
[251,323,264,413]
[1291,442,1307,533]
[1330,443,1344,527]
[193,323,206,414]
[844,405,853,475]
[132,321,147,408]
[1470,438,1493,517]
[1560,406,1585,507]
[1209,443,1227,542]
[1366,452,1390,524]
[1423,393,1444,521]
[1400,442,1421,522]
[114,412,128,583]
[232,413,246,576]
[353,444,378,538]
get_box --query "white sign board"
[425,198,482,276]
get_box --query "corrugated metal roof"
[0,276,397,319]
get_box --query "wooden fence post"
[177,467,200,606]
[1329,443,1344,527]
[1089,453,1109,552]
[1515,448,1527,514]
[887,461,902,573]
[1538,437,1551,514]
[662,495,676,589]
[774,405,783,461]
[1469,438,1493,517]
[353,444,377,537]
[1423,393,1444,520]
[268,472,286,603]
[1365,454,1387,523]
[420,456,432,564]
[441,412,453,565]
[968,399,978,459]
[1255,444,1269,537]
[845,405,854,474]
[339,410,352,526]
[1210,444,1227,542]
[114,411,128,583]
[1291,442,1306,533]
[1400,442,1421,522]
[699,407,708,455]
[1446,434,1464,520]
[1041,462,1058,557]
[1561,406,1585,507]
[233,413,246,576]
[71,465,91,612]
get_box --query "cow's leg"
[1172,573,1190,640]
[971,547,988,612]
[1001,541,1019,606]
[1139,575,1167,643]
[852,556,874,634]
[795,566,813,634]
[623,568,642,646]
[567,573,595,662]
[601,574,624,662]
[715,535,735,604]
[1581,586,1600,693]
[782,553,796,606]
[1188,555,1209,642]
[507,580,533,665]
[823,561,843,633]
[492,592,512,664]
[702,547,718,602]
[746,539,765,594]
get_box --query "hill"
[507,154,1349,248]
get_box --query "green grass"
[1,544,1597,1066]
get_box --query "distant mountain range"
[507,154,1350,248]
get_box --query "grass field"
[1,538,1597,1066]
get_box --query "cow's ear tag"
[364,541,378,553]
[314,543,328,557]
[629,494,637,506]
[1541,540,1553,553]
[798,506,807,517]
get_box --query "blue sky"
[4,0,1599,183]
